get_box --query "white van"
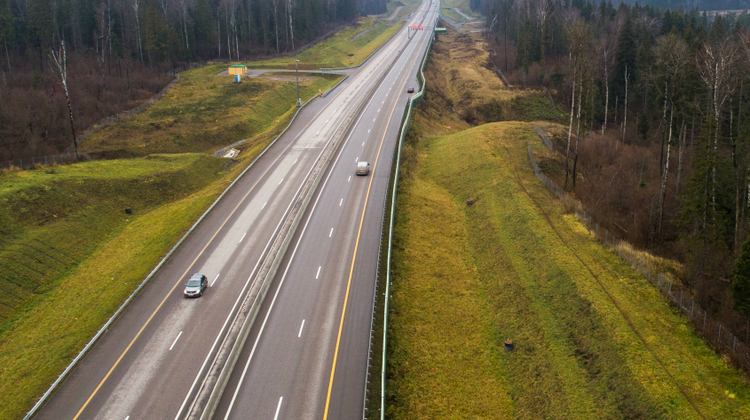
[356,161,370,176]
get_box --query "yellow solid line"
[72,89,348,420]
[322,39,423,420]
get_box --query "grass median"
[246,17,404,69]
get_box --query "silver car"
[183,273,208,298]
[356,161,370,176]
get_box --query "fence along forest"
[473,0,750,350]
[0,0,387,161]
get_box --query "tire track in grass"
[502,142,706,420]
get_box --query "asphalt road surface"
[34,2,438,419]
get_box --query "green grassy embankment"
[246,17,403,69]
[387,121,750,419]
[0,154,244,419]
[81,64,341,158]
[385,28,750,419]
[440,7,466,23]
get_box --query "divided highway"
[33,2,438,419]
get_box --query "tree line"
[0,0,385,161]
[0,0,383,67]
[482,0,750,324]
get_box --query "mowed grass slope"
[81,64,340,158]
[0,154,243,419]
[247,17,403,69]
[387,122,750,419]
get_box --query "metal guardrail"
[379,13,437,420]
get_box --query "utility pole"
[296,59,301,106]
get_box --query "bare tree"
[159,0,169,17]
[288,0,294,51]
[177,0,192,51]
[675,118,686,195]
[622,65,628,143]
[572,23,595,187]
[535,0,554,61]
[131,0,144,64]
[271,0,280,54]
[49,40,78,157]
[598,30,617,135]
[655,33,689,238]
[697,41,739,222]
[565,20,590,187]
[96,2,108,90]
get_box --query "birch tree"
[132,0,144,63]
[565,20,590,188]
[288,0,294,51]
[598,29,617,135]
[655,33,688,238]
[697,41,738,224]
[177,0,192,51]
[49,40,78,157]
[96,2,108,90]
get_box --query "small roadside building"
[228,65,247,76]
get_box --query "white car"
[356,161,370,176]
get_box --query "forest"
[0,0,384,160]
[480,0,750,336]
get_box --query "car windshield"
[187,279,201,287]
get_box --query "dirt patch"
[261,76,316,82]
[351,22,379,41]
[419,27,558,130]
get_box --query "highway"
[33,2,437,419]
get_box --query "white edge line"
[169,331,183,351]
[298,319,306,338]
[273,397,283,420]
